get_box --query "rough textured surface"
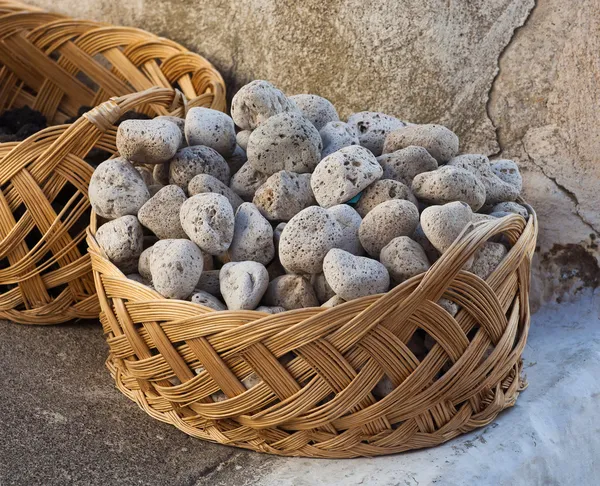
[289,94,339,130]
[169,146,230,190]
[246,112,322,175]
[377,145,438,186]
[228,203,275,265]
[137,185,188,239]
[323,249,390,301]
[252,171,315,221]
[311,145,382,208]
[263,275,319,310]
[29,0,598,346]
[326,204,364,256]
[380,236,431,284]
[188,174,244,212]
[219,261,269,310]
[180,193,235,255]
[1,294,598,484]
[95,215,144,271]
[117,118,182,165]
[346,112,405,156]
[278,206,343,274]
[89,158,150,219]
[383,124,459,163]
[229,162,269,201]
[185,107,236,158]
[358,199,419,258]
[421,201,473,253]
[150,239,204,300]
[354,179,417,217]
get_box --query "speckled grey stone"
[311,145,383,208]
[346,111,405,156]
[153,162,170,185]
[185,107,236,158]
[228,202,275,265]
[195,269,220,296]
[255,305,287,314]
[155,115,186,149]
[323,249,390,301]
[168,146,230,190]
[247,112,322,175]
[236,130,252,151]
[96,215,144,270]
[447,154,519,206]
[289,94,339,130]
[227,144,247,174]
[137,185,187,239]
[377,146,438,186]
[89,158,150,219]
[326,204,364,256]
[411,165,487,211]
[138,246,153,281]
[490,201,528,218]
[354,179,417,217]
[252,171,315,221]
[150,239,203,300]
[358,199,419,258]
[278,206,343,274]
[263,275,319,310]
[320,121,360,158]
[321,295,346,308]
[231,80,298,130]
[190,290,226,311]
[383,124,459,163]
[472,213,498,223]
[180,193,235,255]
[135,166,154,186]
[219,261,269,310]
[188,173,244,211]
[380,236,430,284]
[116,118,182,164]
[471,242,508,280]
[229,162,269,201]
[491,159,522,193]
[420,201,473,253]
[311,273,336,304]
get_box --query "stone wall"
[29,0,600,309]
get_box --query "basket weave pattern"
[0,2,226,324]
[88,207,537,458]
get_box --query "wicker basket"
[0,2,226,324]
[87,204,538,458]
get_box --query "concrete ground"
[1,290,598,486]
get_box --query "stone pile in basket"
[89,79,529,398]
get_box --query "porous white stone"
[354,179,417,217]
[377,145,438,186]
[263,275,319,310]
[311,145,383,208]
[168,145,230,190]
[137,185,187,239]
[185,107,236,158]
[179,193,235,255]
[383,124,459,163]
[289,94,339,130]
[247,112,322,175]
[89,158,150,219]
[219,261,269,310]
[96,215,144,270]
[358,199,419,258]
[320,121,360,158]
[150,239,204,300]
[228,203,275,265]
[420,201,473,253]
[252,171,315,221]
[347,111,405,156]
[322,248,390,301]
[326,204,364,256]
[380,236,431,284]
[188,173,244,211]
[117,118,182,164]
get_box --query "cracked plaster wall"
[28,0,600,309]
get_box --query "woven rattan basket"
[0,2,225,324]
[87,204,537,458]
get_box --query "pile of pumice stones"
[89,80,528,396]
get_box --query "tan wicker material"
[87,204,538,458]
[0,2,226,324]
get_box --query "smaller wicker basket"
[0,2,226,324]
[87,204,537,458]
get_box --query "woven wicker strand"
[87,204,537,458]
[0,2,226,324]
